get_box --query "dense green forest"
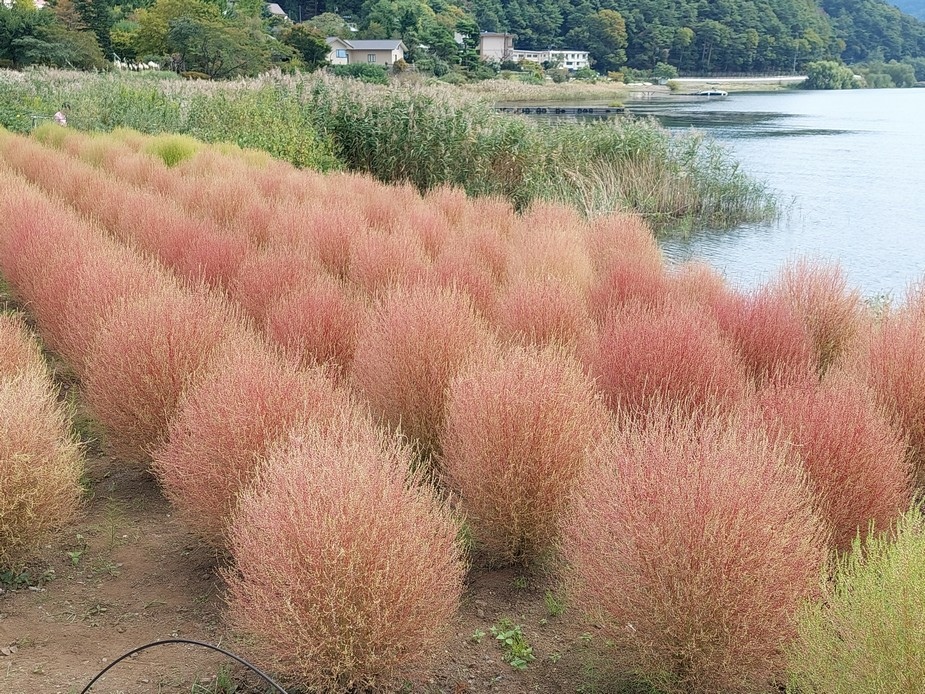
[275,0,925,72]
[2,0,925,77]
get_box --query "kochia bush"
[788,508,925,693]
[82,287,236,463]
[0,317,82,569]
[492,275,595,350]
[586,301,748,419]
[226,422,465,692]
[264,276,365,377]
[710,287,815,386]
[351,285,494,459]
[441,345,609,566]
[759,373,911,552]
[562,412,826,694]
[849,308,925,487]
[152,334,354,545]
[773,261,862,374]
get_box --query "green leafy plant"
[470,628,486,644]
[491,619,535,670]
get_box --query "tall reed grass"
[0,69,776,231]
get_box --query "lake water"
[621,89,925,299]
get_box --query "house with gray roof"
[326,38,407,67]
[266,3,289,20]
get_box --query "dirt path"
[1,447,608,694]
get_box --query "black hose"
[80,638,289,693]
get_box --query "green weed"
[490,619,535,670]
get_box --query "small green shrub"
[143,134,200,167]
[787,507,925,693]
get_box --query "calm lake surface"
[622,89,925,299]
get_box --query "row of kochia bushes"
[1,126,925,692]
[0,314,82,570]
[0,69,776,231]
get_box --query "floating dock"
[496,106,626,116]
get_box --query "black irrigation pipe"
[80,638,290,694]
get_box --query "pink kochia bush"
[492,275,595,350]
[226,421,466,692]
[0,316,82,568]
[264,275,365,376]
[351,284,494,458]
[82,287,237,463]
[849,307,925,486]
[586,301,749,418]
[709,286,815,386]
[773,261,862,374]
[152,333,354,545]
[759,373,911,552]
[441,345,609,565]
[562,412,827,694]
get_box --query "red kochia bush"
[264,275,365,376]
[441,345,609,565]
[351,285,494,458]
[152,334,354,545]
[508,203,592,289]
[759,373,910,552]
[586,213,668,319]
[710,286,815,386]
[586,301,748,418]
[0,317,82,569]
[773,261,862,374]
[849,308,925,486]
[0,314,42,377]
[492,275,595,350]
[229,246,322,322]
[226,421,465,692]
[562,412,827,694]
[82,287,236,463]
[347,228,433,296]
[58,247,167,372]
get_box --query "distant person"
[53,104,69,127]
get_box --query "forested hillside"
[3,0,924,76]
[276,0,925,72]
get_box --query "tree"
[0,3,106,69]
[280,22,329,70]
[134,0,220,57]
[305,11,350,37]
[73,0,113,54]
[52,0,88,31]
[568,8,627,73]
[166,15,268,77]
[804,59,856,88]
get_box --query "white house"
[326,38,407,67]
[479,32,515,62]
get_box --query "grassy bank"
[0,69,776,231]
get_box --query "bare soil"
[0,448,612,694]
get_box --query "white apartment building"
[512,49,591,71]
